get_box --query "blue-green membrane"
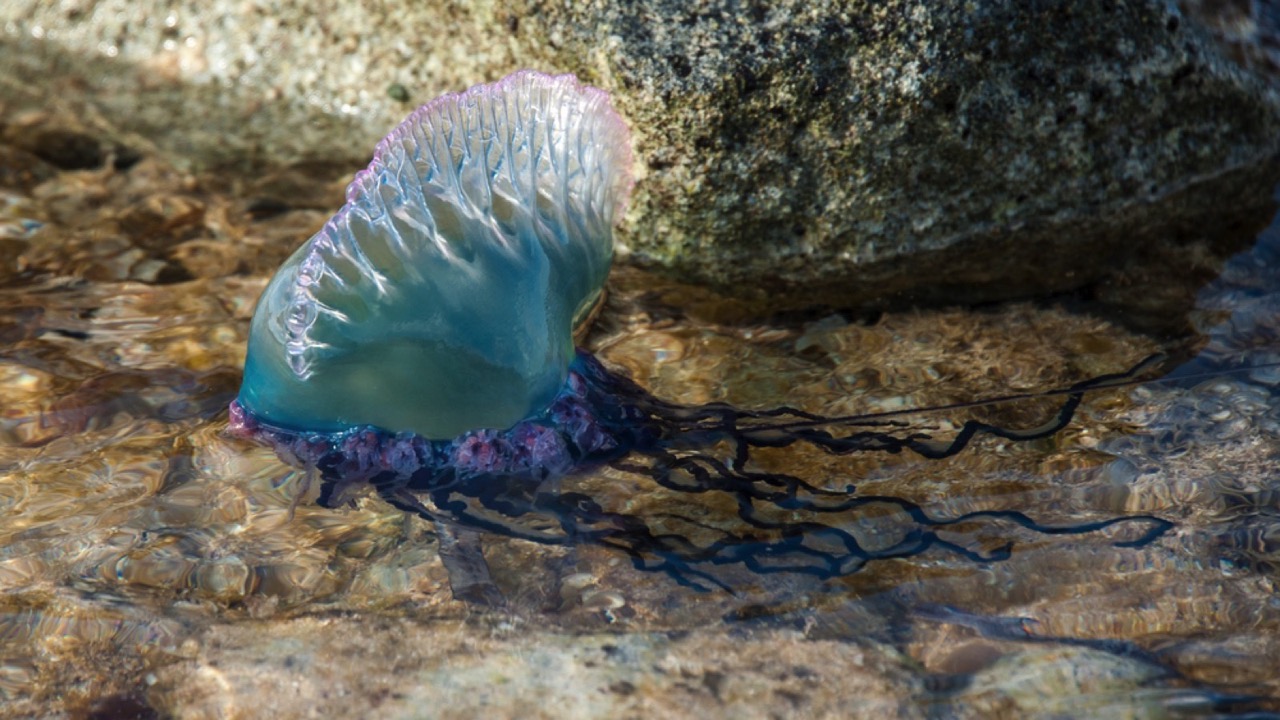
[238,71,631,439]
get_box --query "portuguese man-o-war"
[229,70,1172,600]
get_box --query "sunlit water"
[1,152,1280,716]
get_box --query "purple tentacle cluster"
[228,351,637,490]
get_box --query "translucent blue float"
[238,70,628,440]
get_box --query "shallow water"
[2,143,1280,717]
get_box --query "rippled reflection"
[2,159,1280,712]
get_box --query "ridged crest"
[238,71,633,439]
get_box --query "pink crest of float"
[353,70,634,221]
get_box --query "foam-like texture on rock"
[239,71,632,438]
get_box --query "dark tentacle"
[293,351,1173,593]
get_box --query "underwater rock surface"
[3,0,1279,309]
[3,126,1280,713]
[145,619,927,719]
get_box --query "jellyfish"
[229,71,1171,599]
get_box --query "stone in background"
[1,0,1278,310]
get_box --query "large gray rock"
[527,0,1280,308]
[2,0,1277,309]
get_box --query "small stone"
[23,128,103,170]
[386,82,410,102]
[116,194,206,252]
